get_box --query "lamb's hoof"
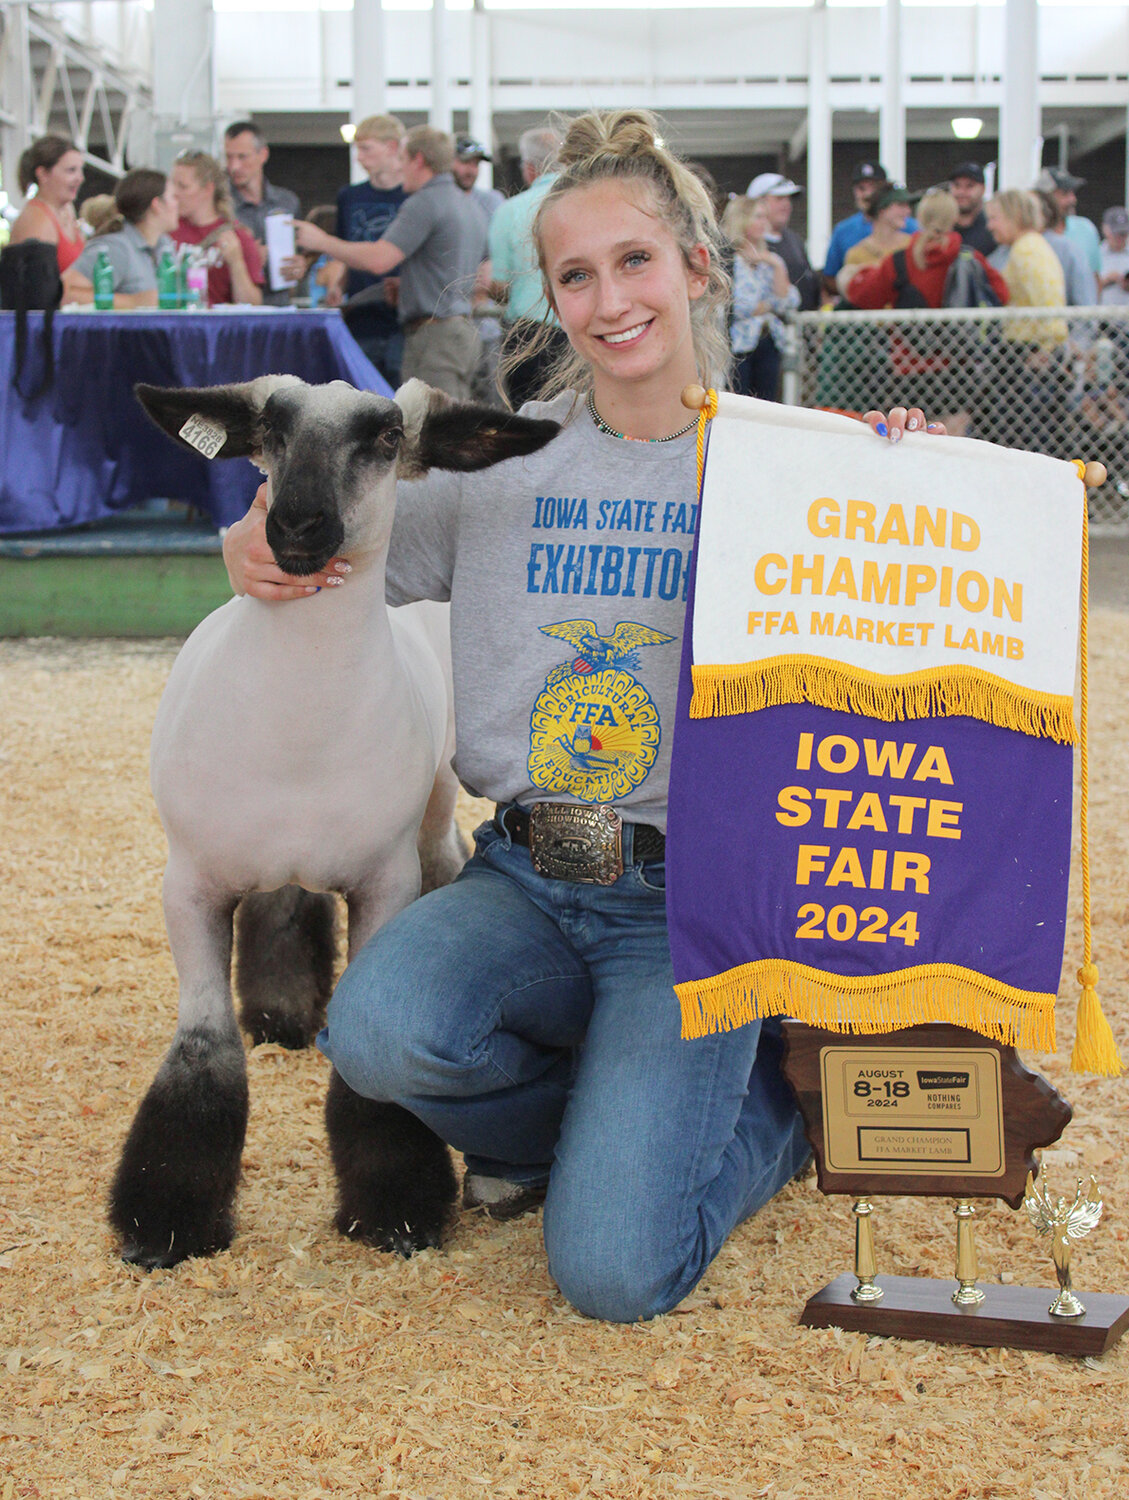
[334,1201,450,1258]
[118,1219,233,1271]
[245,1013,318,1050]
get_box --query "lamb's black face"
[261,386,403,575]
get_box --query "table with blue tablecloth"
[0,309,392,534]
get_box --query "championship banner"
[668,394,1120,1075]
[689,396,1082,743]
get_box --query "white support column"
[152,0,216,170]
[880,0,905,185]
[1,7,33,211]
[1000,0,1040,190]
[430,0,451,134]
[469,1,493,187]
[353,0,386,129]
[807,0,832,273]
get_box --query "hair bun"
[555,109,663,172]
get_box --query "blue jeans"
[319,814,809,1322]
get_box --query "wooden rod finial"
[681,384,708,412]
[1084,461,1107,488]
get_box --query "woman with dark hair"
[170,150,263,306]
[10,135,86,273]
[63,169,179,308]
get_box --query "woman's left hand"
[862,406,947,443]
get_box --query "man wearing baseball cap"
[453,136,505,221]
[745,172,818,310]
[948,162,996,257]
[1035,166,1101,277]
[1098,206,1129,307]
[821,160,917,299]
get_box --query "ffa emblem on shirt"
[527,620,674,802]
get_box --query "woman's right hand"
[223,485,352,600]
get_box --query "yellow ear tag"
[179,413,227,459]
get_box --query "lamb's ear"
[393,378,559,479]
[134,375,305,460]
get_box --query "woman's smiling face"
[539,178,708,394]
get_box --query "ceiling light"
[951,117,984,141]
[340,123,356,144]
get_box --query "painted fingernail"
[325,575,343,587]
[306,586,320,594]
[876,422,888,437]
[890,427,902,444]
[927,423,941,432]
[334,562,352,574]
[907,417,919,430]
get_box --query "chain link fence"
[782,305,1129,535]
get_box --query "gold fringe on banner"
[676,957,1057,1053]
[690,656,1078,744]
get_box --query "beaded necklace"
[585,390,698,443]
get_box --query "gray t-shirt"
[387,393,699,831]
[232,178,301,307]
[74,222,173,293]
[383,173,488,323]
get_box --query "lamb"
[110,375,558,1269]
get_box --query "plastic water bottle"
[157,250,179,310]
[92,249,114,310]
[184,252,208,310]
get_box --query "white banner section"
[692,394,1083,705]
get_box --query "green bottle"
[157,250,179,310]
[92,249,114,310]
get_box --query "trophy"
[781,1022,1129,1355]
[1024,1170,1103,1320]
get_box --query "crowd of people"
[7,123,1129,449]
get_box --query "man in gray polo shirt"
[295,125,487,398]
[225,120,301,308]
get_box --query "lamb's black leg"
[325,1068,458,1257]
[109,1026,248,1269]
[235,887,337,1049]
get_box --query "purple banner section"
[667,581,1073,999]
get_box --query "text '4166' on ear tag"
[179,413,227,460]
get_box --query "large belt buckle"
[528,803,623,886]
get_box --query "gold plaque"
[819,1044,1005,1178]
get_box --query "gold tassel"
[1069,496,1123,1075]
[690,658,1078,744]
[1070,963,1122,1076]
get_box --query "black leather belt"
[499,803,665,872]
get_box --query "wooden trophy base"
[801,1274,1129,1356]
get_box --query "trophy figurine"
[1024,1170,1103,1319]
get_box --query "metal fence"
[782,305,1129,535]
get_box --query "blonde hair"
[510,109,730,404]
[173,150,235,220]
[354,113,405,145]
[80,193,117,235]
[402,125,455,176]
[721,194,769,248]
[917,188,959,236]
[991,188,1043,236]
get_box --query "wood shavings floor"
[1,624,1126,1500]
